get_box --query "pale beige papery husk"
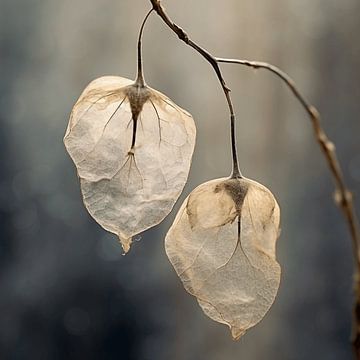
[64,76,196,253]
[165,177,281,339]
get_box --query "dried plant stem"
[149,0,360,356]
[136,8,154,87]
[149,0,241,179]
[216,58,360,264]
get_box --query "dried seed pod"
[165,177,281,339]
[64,76,196,253]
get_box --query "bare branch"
[216,57,360,266]
[149,0,241,178]
[218,57,360,357]
[217,57,360,357]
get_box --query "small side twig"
[149,1,360,357]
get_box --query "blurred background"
[1,0,360,359]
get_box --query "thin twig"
[136,8,154,87]
[221,59,360,359]
[148,0,360,357]
[149,0,241,179]
[216,58,360,268]
[216,57,360,263]
[216,60,360,357]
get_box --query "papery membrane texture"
[165,177,281,339]
[64,76,196,252]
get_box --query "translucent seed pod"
[165,177,281,339]
[64,76,196,253]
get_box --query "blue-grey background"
[0,0,359,359]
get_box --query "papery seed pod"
[165,177,281,339]
[64,76,196,253]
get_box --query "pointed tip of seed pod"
[231,326,246,340]
[119,235,133,255]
